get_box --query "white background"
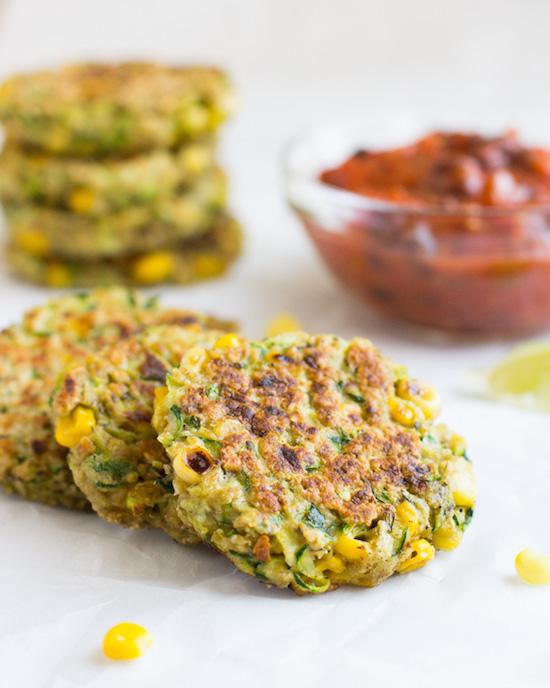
[0,1,549,686]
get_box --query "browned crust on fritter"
[174,336,434,525]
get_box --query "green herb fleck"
[330,428,352,451]
[373,488,392,504]
[304,504,327,530]
[337,382,365,403]
[170,405,200,432]
[427,474,442,483]
[202,438,222,458]
[229,550,258,575]
[220,507,237,536]
[295,544,308,564]
[394,527,408,555]
[170,405,183,432]
[206,383,220,400]
[144,295,159,309]
[250,342,268,358]
[95,481,123,490]
[293,571,330,593]
[186,415,201,430]
[154,476,175,494]
[238,471,251,491]
[346,391,365,403]
[90,458,132,482]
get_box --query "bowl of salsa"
[285,125,550,334]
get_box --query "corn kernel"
[193,254,226,279]
[334,533,368,561]
[389,397,419,427]
[67,315,91,339]
[175,200,203,225]
[211,183,228,208]
[69,188,95,214]
[181,346,207,369]
[46,263,71,288]
[515,548,550,585]
[396,501,419,535]
[397,538,435,573]
[396,379,440,419]
[265,313,302,338]
[208,106,226,129]
[154,387,168,404]
[214,333,241,349]
[448,458,477,508]
[432,524,463,551]
[416,389,440,420]
[318,555,345,573]
[102,622,152,661]
[449,433,467,456]
[183,104,209,134]
[15,228,50,257]
[172,442,211,485]
[55,405,96,448]
[0,78,14,100]
[132,251,174,285]
[181,145,210,175]
[173,456,202,484]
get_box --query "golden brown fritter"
[0,139,217,213]
[154,332,476,594]
[0,288,232,509]
[7,214,243,288]
[0,62,233,155]
[52,325,227,542]
[4,168,227,259]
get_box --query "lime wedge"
[487,341,550,410]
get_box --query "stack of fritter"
[0,288,476,595]
[0,63,242,287]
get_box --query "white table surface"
[1,1,550,686]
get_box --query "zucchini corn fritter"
[0,288,229,510]
[6,214,243,288]
[0,139,217,215]
[0,63,233,156]
[153,332,476,594]
[5,167,227,259]
[52,325,228,544]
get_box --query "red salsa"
[309,131,550,332]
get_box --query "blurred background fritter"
[0,61,241,286]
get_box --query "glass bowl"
[284,124,550,334]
